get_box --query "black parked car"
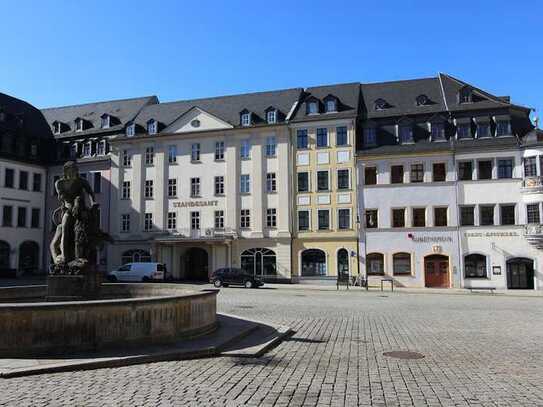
[210,268,264,288]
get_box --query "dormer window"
[53,121,62,134]
[416,94,429,106]
[324,96,337,113]
[374,98,388,111]
[75,118,84,132]
[431,122,446,141]
[307,101,318,115]
[147,119,157,134]
[399,125,413,144]
[266,109,277,124]
[459,87,473,104]
[101,114,110,129]
[363,128,377,146]
[126,122,135,137]
[241,112,252,126]
[496,120,511,136]
[457,122,472,139]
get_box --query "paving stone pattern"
[1,288,543,406]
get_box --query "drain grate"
[383,351,425,360]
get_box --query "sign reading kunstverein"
[173,200,219,208]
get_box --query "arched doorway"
[507,258,534,289]
[337,249,349,278]
[301,249,326,277]
[0,241,10,270]
[121,249,151,265]
[19,241,39,275]
[185,247,209,281]
[424,254,449,288]
[241,248,276,278]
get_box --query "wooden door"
[424,255,449,288]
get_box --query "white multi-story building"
[108,89,301,281]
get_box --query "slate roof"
[290,82,360,122]
[133,88,303,131]
[0,92,53,140]
[41,96,158,138]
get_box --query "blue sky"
[1,0,541,121]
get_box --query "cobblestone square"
[2,287,543,406]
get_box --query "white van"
[108,263,170,282]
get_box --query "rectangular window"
[19,171,28,190]
[191,212,200,230]
[142,212,151,231]
[477,123,490,138]
[214,176,224,195]
[122,150,131,167]
[527,204,541,224]
[363,128,376,146]
[317,171,329,191]
[337,169,349,190]
[457,123,471,139]
[412,208,426,227]
[17,207,26,227]
[191,178,200,197]
[459,161,473,181]
[298,210,310,231]
[144,180,153,198]
[168,179,177,198]
[496,120,511,136]
[433,163,446,182]
[480,205,495,226]
[391,165,404,184]
[266,136,277,157]
[214,210,224,229]
[338,208,350,230]
[318,209,330,230]
[434,207,448,227]
[31,208,40,228]
[266,173,276,193]
[240,209,250,228]
[410,164,424,183]
[121,214,130,232]
[316,128,328,147]
[145,147,154,165]
[266,208,277,228]
[297,129,308,149]
[365,167,377,185]
[83,142,92,157]
[392,208,405,228]
[460,206,475,226]
[297,172,309,192]
[498,159,513,179]
[267,110,277,124]
[4,168,14,188]
[431,122,445,140]
[168,145,177,164]
[241,113,251,126]
[215,141,225,160]
[93,172,101,194]
[240,174,250,194]
[478,160,493,180]
[336,126,348,146]
[97,140,106,156]
[2,206,12,227]
[191,143,200,162]
[365,209,378,228]
[32,173,42,192]
[122,181,130,199]
[167,212,177,230]
[524,157,537,177]
[399,126,413,143]
[240,140,251,159]
[500,204,515,225]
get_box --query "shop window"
[393,253,411,275]
[464,254,487,279]
[367,253,384,275]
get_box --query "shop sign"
[464,232,518,238]
[173,200,219,208]
[408,233,453,243]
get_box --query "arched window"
[393,253,411,275]
[301,249,326,277]
[241,248,276,277]
[367,253,384,275]
[337,249,349,277]
[121,249,151,265]
[464,254,487,278]
[0,241,10,269]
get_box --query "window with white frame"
[298,210,310,231]
[97,140,106,156]
[144,180,153,198]
[297,172,309,192]
[240,140,250,159]
[317,170,329,191]
[214,210,224,229]
[307,101,318,114]
[338,208,350,230]
[266,110,277,124]
[498,159,513,179]
[75,118,83,132]
[214,176,224,195]
[83,142,92,157]
[121,214,130,232]
[240,174,250,193]
[318,209,330,230]
[168,145,177,163]
[168,179,177,197]
[337,169,349,190]
[241,112,251,126]
[191,211,200,230]
[325,99,337,113]
[316,128,328,147]
[266,136,277,157]
[336,126,348,146]
[167,212,176,230]
[215,141,224,160]
[266,208,277,228]
[410,163,424,183]
[240,209,251,228]
[145,146,154,165]
[297,129,308,149]
[147,120,157,134]
[266,173,276,193]
[126,123,135,137]
[191,143,200,161]
[190,177,200,197]
[101,115,110,129]
[496,120,511,136]
[122,149,131,167]
[524,157,537,177]
[122,181,130,199]
[144,213,153,231]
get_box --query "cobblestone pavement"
[2,287,543,406]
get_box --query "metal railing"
[525,223,543,236]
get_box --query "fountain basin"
[0,284,218,357]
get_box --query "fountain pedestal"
[47,270,102,301]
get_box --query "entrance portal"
[18,241,39,275]
[184,247,209,281]
[424,254,449,288]
[507,258,534,289]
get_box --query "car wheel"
[142,276,151,282]
[213,279,222,288]
[244,280,253,289]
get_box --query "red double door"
[424,255,449,288]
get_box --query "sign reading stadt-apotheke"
[173,200,219,208]
[464,232,519,238]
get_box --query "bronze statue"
[50,161,110,275]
